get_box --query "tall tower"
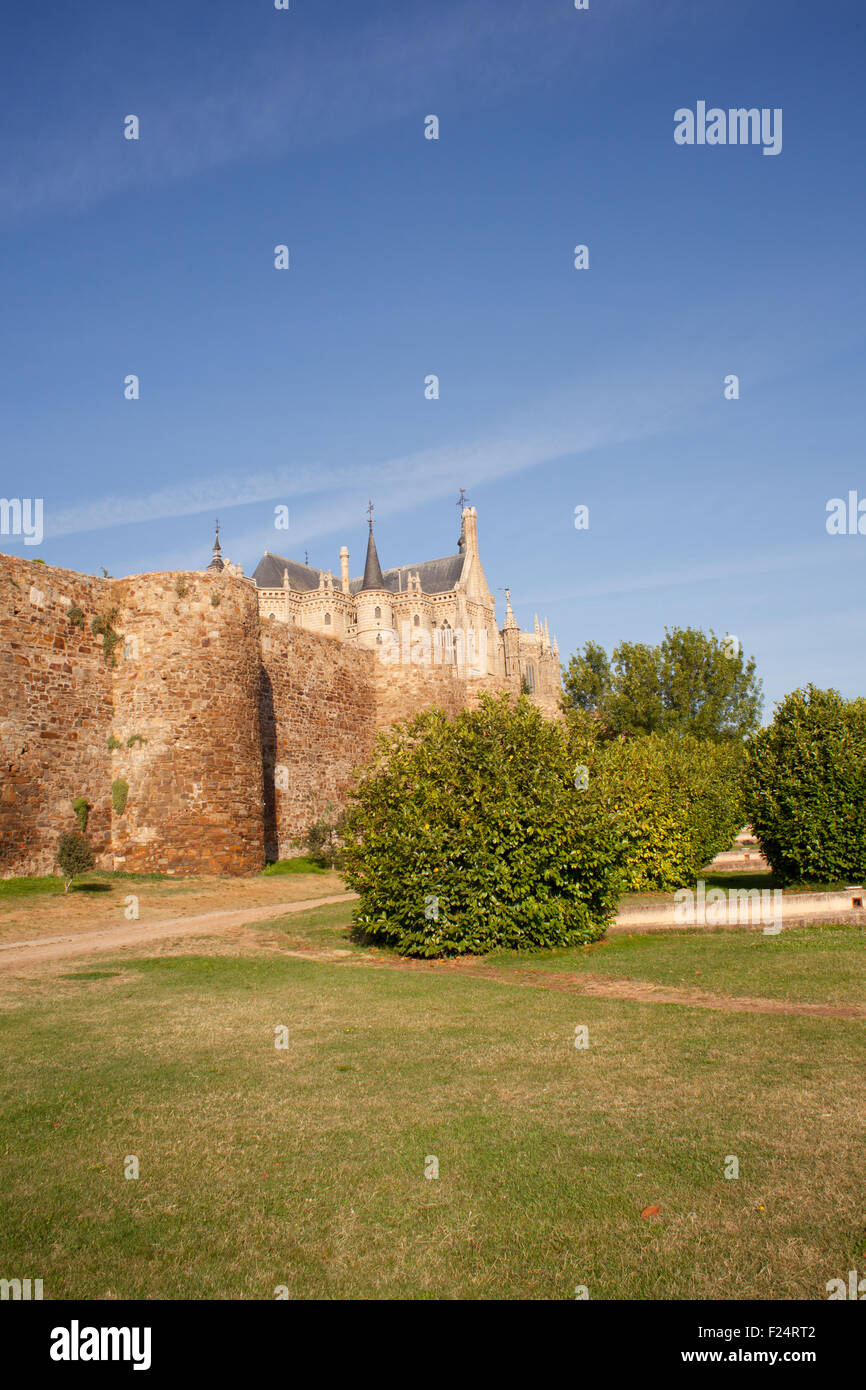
[354,504,394,654]
[501,587,520,679]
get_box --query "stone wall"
[260,621,379,859]
[1,555,557,876]
[108,570,264,875]
[0,555,114,875]
[0,556,264,877]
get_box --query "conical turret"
[207,520,224,573]
[361,507,385,591]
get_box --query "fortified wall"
[0,553,550,877]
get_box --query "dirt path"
[334,956,866,1021]
[2,895,860,1021]
[0,893,357,969]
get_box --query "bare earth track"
[0,893,356,969]
[1,890,862,1022]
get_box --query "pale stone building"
[230,504,561,696]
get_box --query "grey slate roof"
[253,552,324,591]
[349,555,465,596]
[253,550,466,597]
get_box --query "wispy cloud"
[45,365,690,544]
[0,0,649,221]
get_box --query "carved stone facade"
[252,505,561,698]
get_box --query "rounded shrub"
[56,831,95,892]
[342,694,623,957]
[568,722,744,892]
[744,685,866,883]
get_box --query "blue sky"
[1,0,864,715]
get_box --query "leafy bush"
[67,603,84,628]
[305,803,347,870]
[744,685,866,883]
[56,831,94,892]
[568,722,744,892]
[126,734,147,748]
[107,733,122,751]
[71,796,90,832]
[112,778,129,816]
[343,694,623,957]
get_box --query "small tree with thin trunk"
[56,831,95,893]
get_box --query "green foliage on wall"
[745,685,866,883]
[107,734,122,752]
[91,607,122,666]
[126,734,147,748]
[66,604,85,628]
[343,694,622,957]
[71,796,90,833]
[112,778,129,816]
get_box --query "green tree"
[562,640,612,714]
[744,685,866,883]
[56,831,95,893]
[343,694,623,957]
[607,641,664,737]
[562,627,762,742]
[305,803,347,870]
[657,627,762,740]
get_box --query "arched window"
[438,620,455,664]
[324,613,331,626]
[374,606,381,620]
[267,612,275,619]
[525,661,537,694]
[376,634,382,644]
[413,614,420,627]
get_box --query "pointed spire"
[207,519,224,573]
[543,618,550,647]
[503,587,518,629]
[361,502,385,590]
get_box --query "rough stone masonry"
[0,552,555,877]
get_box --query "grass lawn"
[1,916,864,1300]
[257,901,866,1007]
